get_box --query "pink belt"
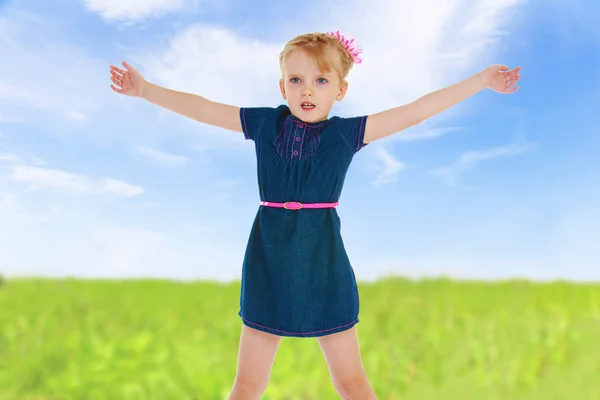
[260,201,339,210]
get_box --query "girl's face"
[279,49,348,123]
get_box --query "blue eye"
[290,77,300,83]
[317,78,328,84]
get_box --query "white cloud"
[65,110,88,124]
[430,143,534,185]
[371,146,407,186]
[0,82,37,104]
[396,126,462,142]
[82,0,188,22]
[143,25,282,108]
[137,146,187,167]
[133,24,286,150]
[102,178,145,197]
[11,165,89,190]
[332,0,524,116]
[0,150,47,166]
[0,152,21,164]
[10,165,144,197]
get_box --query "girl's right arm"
[141,82,242,133]
[110,61,242,133]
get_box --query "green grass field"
[1,277,599,399]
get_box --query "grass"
[0,277,599,399]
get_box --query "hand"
[109,61,147,97]
[480,65,521,94]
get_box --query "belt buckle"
[283,202,302,210]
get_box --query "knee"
[228,376,268,400]
[333,372,375,400]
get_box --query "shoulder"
[328,115,368,129]
[240,104,290,140]
[240,104,289,120]
[327,114,369,153]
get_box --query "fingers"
[500,65,521,94]
[110,69,125,85]
[498,65,520,75]
[509,72,521,86]
[109,65,127,93]
[110,84,122,94]
[110,61,133,94]
[503,73,521,94]
[505,72,521,85]
[109,65,129,90]
[110,69,123,80]
[109,62,138,95]
[110,65,127,75]
[110,68,126,88]
[507,66,521,81]
[122,61,135,72]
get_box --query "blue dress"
[238,104,369,338]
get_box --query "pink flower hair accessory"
[327,30,363,64]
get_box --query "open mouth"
[301,102,315,110]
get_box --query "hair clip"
[327,30,363,64]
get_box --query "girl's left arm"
[363,65,521,144]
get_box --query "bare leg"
[317,327,377,400]
[228,324,282,400]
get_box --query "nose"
[301,84,313,97]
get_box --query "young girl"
[109,31,521,399]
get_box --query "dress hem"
[238,313,359,338]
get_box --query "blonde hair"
[279,32,356,83]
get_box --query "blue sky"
[0,0,598,282]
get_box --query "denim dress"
[238,104,369,338]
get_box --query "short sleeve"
[333,115,369,153]
[239,106,278,141]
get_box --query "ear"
[336,81,349,102]
[279,78,287,100]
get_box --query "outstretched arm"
[363,65,521,144]
[110,61,242,133]
[142,82,242,133]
